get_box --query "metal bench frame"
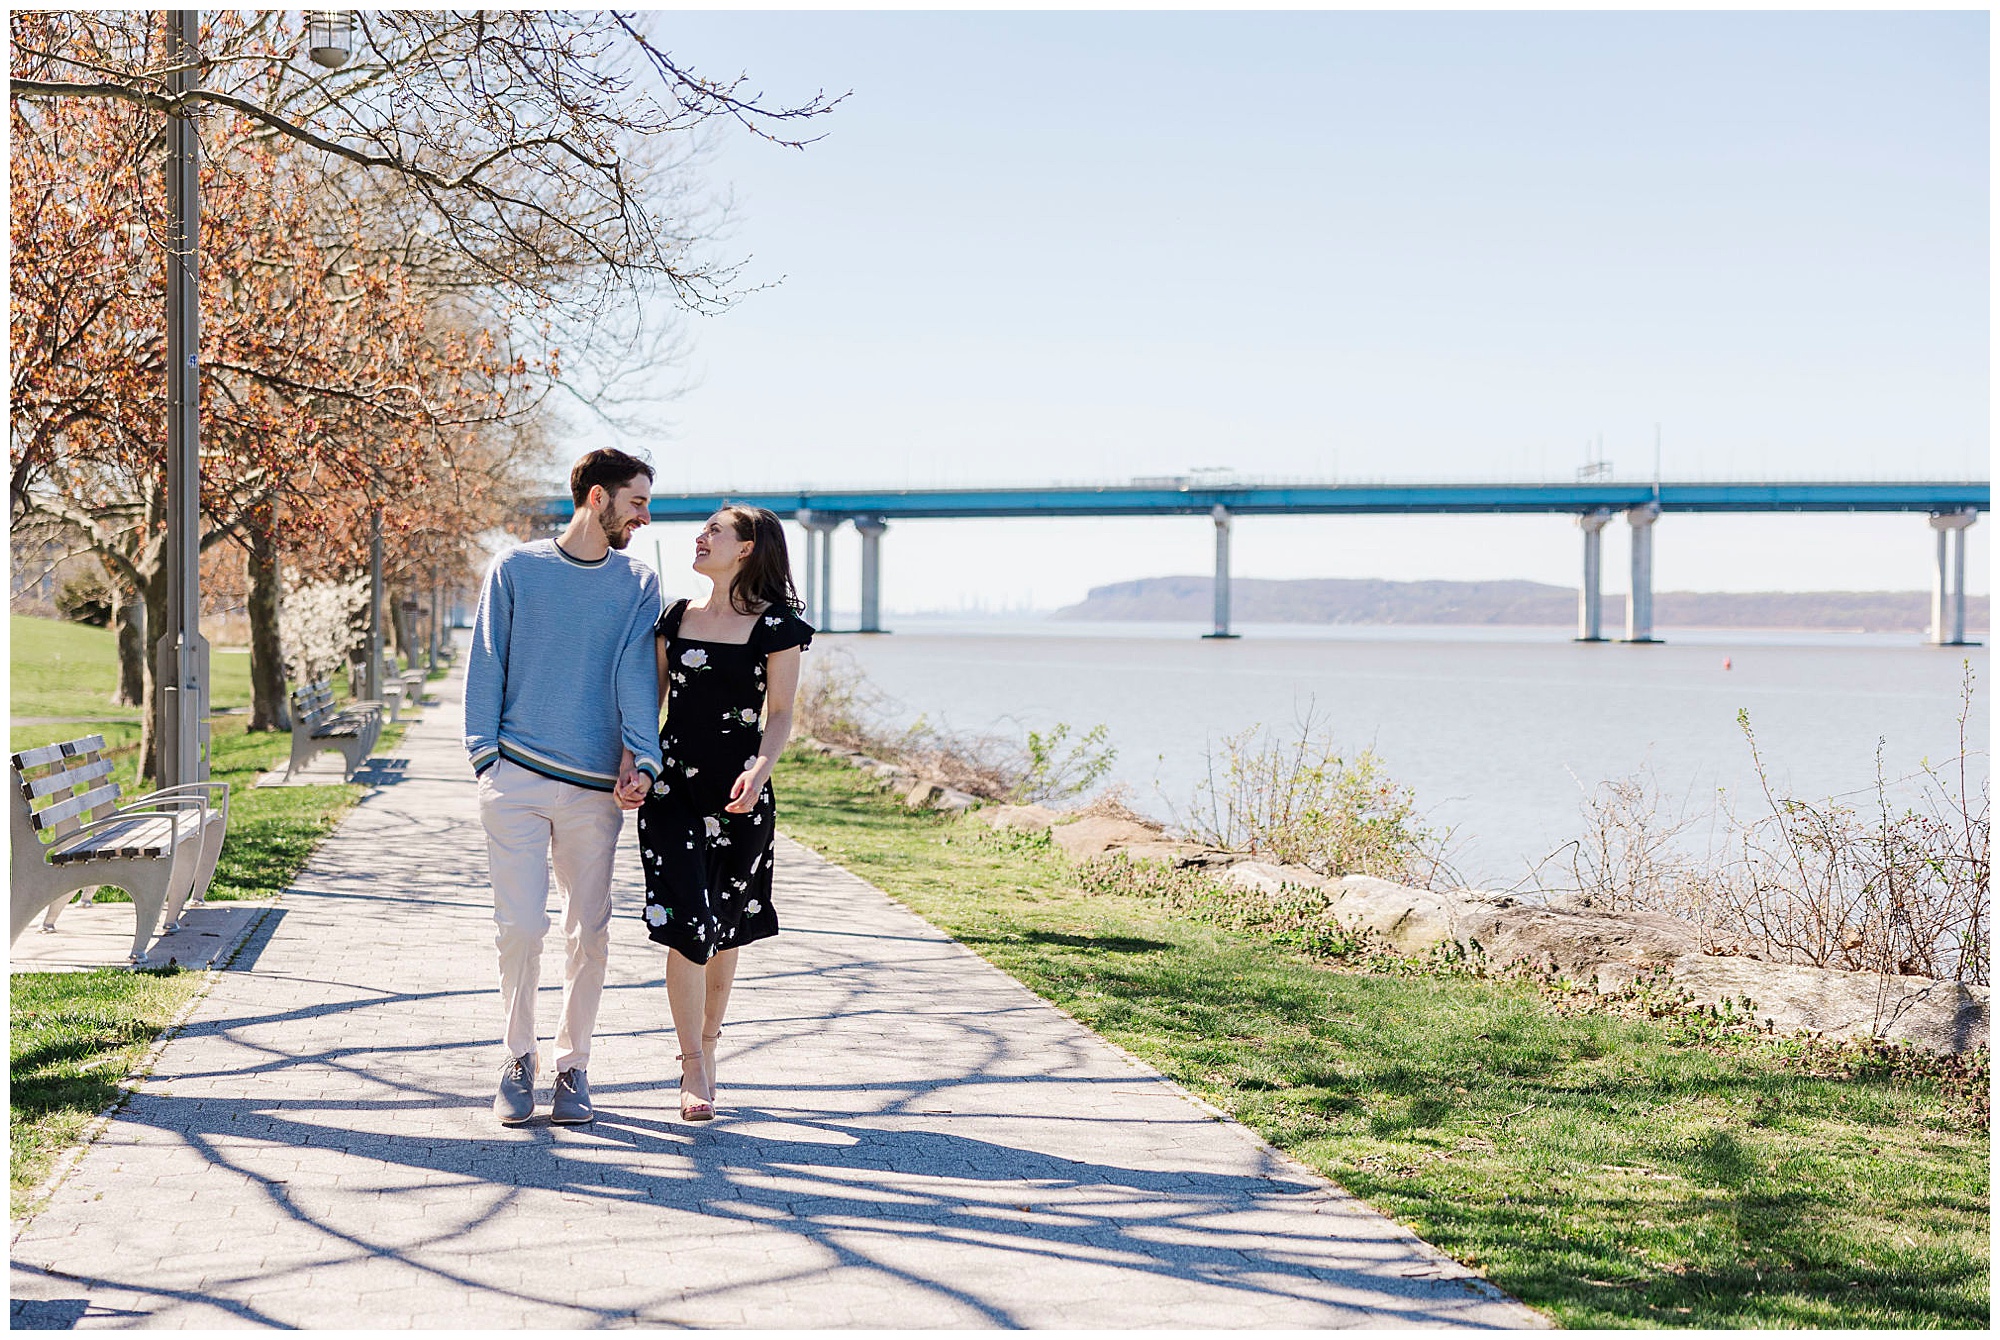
[11,735,230,964]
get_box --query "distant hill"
[1053,577,1990,633]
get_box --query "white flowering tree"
[279,576,372,689]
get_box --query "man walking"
[464,448,662,1125]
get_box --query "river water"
[811,619,1989,889]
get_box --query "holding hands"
[613,748,651,810]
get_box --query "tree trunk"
[246,522,289,731]
[110,576,145,707]
[389,583,416,671]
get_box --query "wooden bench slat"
[22,756,116,800]
[32,782,123,830]
[49,816,183,863]
[13,742,71,771]
[14,735,106,774]
[11,735,101,771]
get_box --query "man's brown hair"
[570,448,654,508]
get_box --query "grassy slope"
[11,613,251,720]
[9,614,408,1208]
[774,750,1989,1330]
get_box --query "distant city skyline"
[584,11,1987,611]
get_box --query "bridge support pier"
[795,511,816,627]
[815,523,835,631]
[1929,511,1977,646]
[1623,503,1660,643]
[856,517,887,633]
[796,510,836,631]
[1203,505,1239,639]
[1575,509,1613,641]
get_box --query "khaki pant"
[477,757,624,1074]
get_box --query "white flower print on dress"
[744,900,762,917]
[683,764,699,777]
[644,903,668,927]
[652,779,670,795]
[703,816,722,839]
[764,615,783,626]
[681,648,709,669]
[737,708,759,724]
[743,757,759,771]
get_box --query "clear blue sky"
[599,11,1988,611]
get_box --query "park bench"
[11,735,230,964]
[342,654,413,723]
[370,666,428,722]
[398,664,429,709]
[286,679,384,782]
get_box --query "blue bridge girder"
[531,479,1991,524]
[536,478,1987,643]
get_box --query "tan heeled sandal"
[676,1049,713,1122]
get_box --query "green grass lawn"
[10,613,254,721]
[10,614,411,1211]
[774,749,1991,1330]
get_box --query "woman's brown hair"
[720,506,804,617]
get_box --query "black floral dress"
[638,599,813,963]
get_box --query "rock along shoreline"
[797,739,1989,1056]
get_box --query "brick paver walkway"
[11,663,1546,1329]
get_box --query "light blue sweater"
[463,539,663,790]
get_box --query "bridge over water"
[537,479,1990,644]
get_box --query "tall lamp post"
[154,11,354,784]
[310,15,370,696]
[154,9,207,790]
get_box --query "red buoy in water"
[1723,657,1733,670]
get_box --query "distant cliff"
[1053,577,1990,633]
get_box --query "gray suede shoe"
[494,1052,536,1125]
[550,1068,593,1125]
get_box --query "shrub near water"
[1540,663,1989,985]
[1179,711,1453,887]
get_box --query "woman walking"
[632,506,812,1121]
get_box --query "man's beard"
[596,506,633,550]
